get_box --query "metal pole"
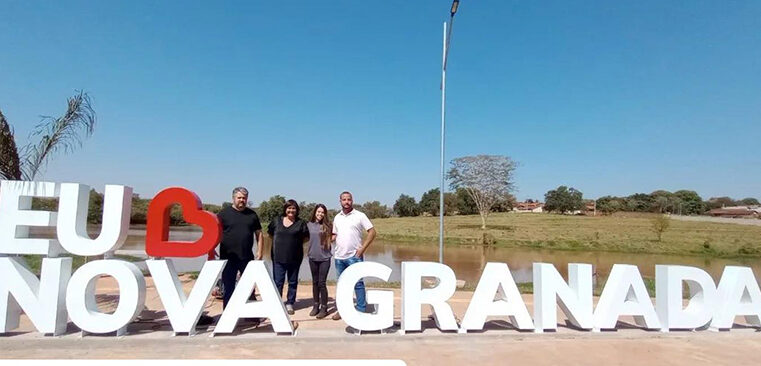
[439,21,447,264]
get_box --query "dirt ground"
[2,275,761,365]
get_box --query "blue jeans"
[335,256,366,312]
[273,261,300,305]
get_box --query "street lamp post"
[439,0,459,264]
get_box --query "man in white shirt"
[331,191,376,320]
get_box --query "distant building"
[513,201,544,213]
[707,206,760,218]
[571,200,597,216]
[585,200,597,216]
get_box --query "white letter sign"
[594,264,661,331]
[0,257,71,335]
[214,261,293,334]
[0,180,62,256]
[460,262,534,333]
[655,265,717,332]
[6,180,761,339]
[147,259,226,335]
[401,261,458,333]
[57,183,132,256]
[66,260,146,334]
[336,261,394,332]
[533,263,593,332]
[711,266,761,331]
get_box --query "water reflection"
[116,229,761,285]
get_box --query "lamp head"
[450,0,460,17]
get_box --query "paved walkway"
[2,276,761,365]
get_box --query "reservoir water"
[113,228,761,284]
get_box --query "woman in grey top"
[307,204,332,318]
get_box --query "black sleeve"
[267,218,276,237]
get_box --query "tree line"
[30,191,410,226]
[30,186,761,227]
[596,191,759,215]
[30,191,226,226]
[255,195,391,223]
[542,185,759,216]
[29,187,513,226]
[392,188,515,218]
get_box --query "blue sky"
[1,1,760,208]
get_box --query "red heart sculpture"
[145,187,221,257]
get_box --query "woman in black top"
[268,199,309,315]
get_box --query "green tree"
[739,198,760,206]
[203,203,224,214]
[674,190,704,215]
[328,209,339,218]
[31,189,106,225]
[419,188,457,216]
[492,193,516,212]
[448,155,518,229]
[650,190,677,213]
[454,187,478,215]
[30,197,58,211]
[257,195,286,223]
[87,189,104,224]
[130,195,150,224]
[705,196,736,210]
[0,110,21,180]
[358,201,390,219]
[625,193,654,212]
[1,91,96,180]
[393,194,420,217]
[299,201,317,222]
[443,193,457,215]
[544,186,584,214]
[596,195,624,215]
[419,188,439,216]
[169,204,187,225]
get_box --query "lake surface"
[114,228,761,285]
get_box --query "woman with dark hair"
[307,204,332,318]
[268,199,309,315]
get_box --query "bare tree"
[0,91,96,181]
[447,155,518,229]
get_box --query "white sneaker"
[286,304,295,315]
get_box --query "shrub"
[651,214,670,242]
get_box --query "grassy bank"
[371,212,761,258]
[295,278,658,298]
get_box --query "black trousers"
[221,257,255,309]
[309,259,331,308]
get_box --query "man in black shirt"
[216,186,263,309]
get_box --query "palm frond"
[0,109,22,180]
[21,90,96,180]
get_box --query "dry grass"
[372,212,761,258]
